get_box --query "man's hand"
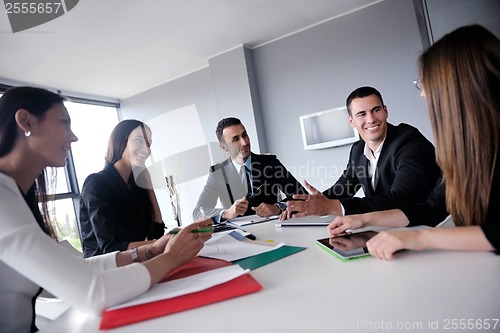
[285,180,341,218]
[222,197,249,219]
[252,203,281,217]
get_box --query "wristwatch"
[275,202,287,212]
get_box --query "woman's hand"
[138,219,212,286]
[327,214,365,236]
[162,219,213,268]
[366,229,427,260]
[149,218,212,259]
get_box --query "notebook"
[275,215,336,227]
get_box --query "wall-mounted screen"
[299,106,359,150]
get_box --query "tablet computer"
[316,230,378,261]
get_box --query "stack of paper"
[108,265,250,310]
[198,230,284,261]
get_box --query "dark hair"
[104,119,154,221]
[0,86,65,239]
[345,86,385,116]
[0,86,64,157]
[419,24,500,226]
[215,117,242,142]
[105,119,150,164]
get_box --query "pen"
[168,227,214,234]
[246,185,263,200]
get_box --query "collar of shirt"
[363,141,385,162]
[364,140,385,189]
[232,155,252,174]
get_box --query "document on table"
[108,265,249,310]
[199,231,284,261]
[227,214,280,227]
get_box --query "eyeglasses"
[413,79,422,91]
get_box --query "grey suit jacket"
[193,153,306,219]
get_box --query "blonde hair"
[420,25,500,226]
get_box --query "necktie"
[243,166,252,196]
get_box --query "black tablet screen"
[317,230,378,259]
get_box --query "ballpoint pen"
[246,185,263,200]
[169,207,214,234]
[168,228,214,234]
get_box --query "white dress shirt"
[232,156,253,194]
[363,140,385,190]
[0,172,150,333]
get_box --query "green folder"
[232,245,306,270]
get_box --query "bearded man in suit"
[193,117,307,222]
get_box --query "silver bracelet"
[130,247,140,263]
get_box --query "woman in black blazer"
[79,120,165,258]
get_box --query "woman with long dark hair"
[79,119,166,258]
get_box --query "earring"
[24,131,31,137]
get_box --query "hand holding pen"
[168,216,214,236]
[168,207,214,235]
[168,227,213,235]
[160,221,213,268]
[148,218,213,266]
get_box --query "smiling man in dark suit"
[285,86,440,218]
[193,117,307,221]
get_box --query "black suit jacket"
[323,123,440,214]
[79,163,164,258]
[193,153,307,219]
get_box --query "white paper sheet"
[227,214,280,226]
[108,265,249,310]
[198,231,284,261]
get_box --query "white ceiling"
[0,0,381,100]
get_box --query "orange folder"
[100,257,262,330]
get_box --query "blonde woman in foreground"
[328,24,500,259]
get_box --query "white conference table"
[39,220,500,333]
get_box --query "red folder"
[99,257,262,330]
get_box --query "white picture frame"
[299,106,359,150]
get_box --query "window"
[54,99,120,251]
